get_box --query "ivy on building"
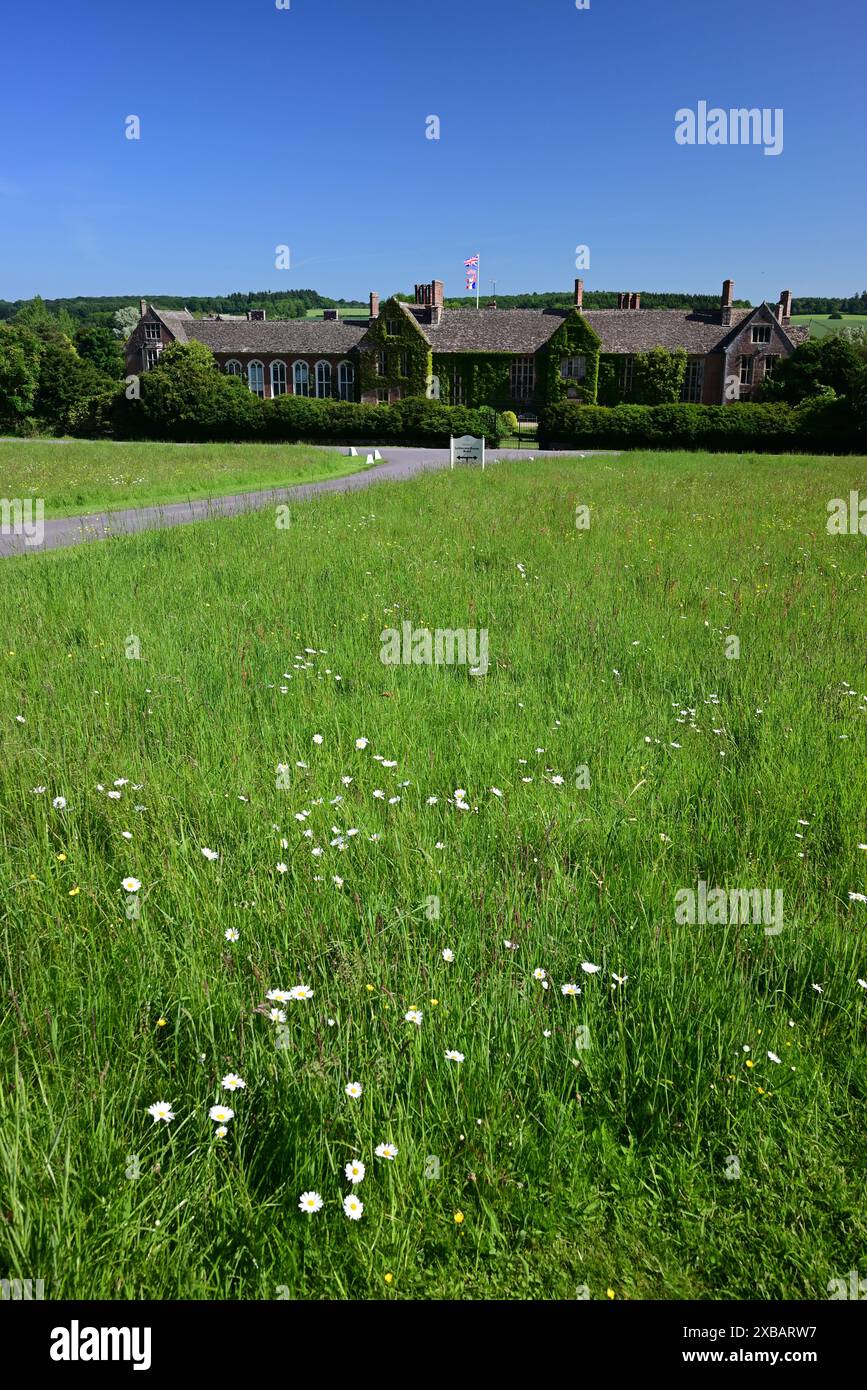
[358,297,431,398]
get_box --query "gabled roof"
[423,308,569,353]
[716,301,809,352]
[582,308,753,353]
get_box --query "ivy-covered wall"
[540,310,602,406]
[431,353,513,408]
[358,298,431,401]
[597,347,688,406]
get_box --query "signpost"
[450,435,486,470]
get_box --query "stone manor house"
[125,276,808,412]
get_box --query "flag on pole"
[464,254,479,291]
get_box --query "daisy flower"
[345,1159,366,1184]
[52,796,67,810]
[224,928,239,942]
[121,877,141,893]
[214,1125,228,1139]
[267,1007,287,1023]
[343,1194,363,1220]
[849,892,867,904]
[561,982,581,996]
[445,1050,465,1063]
[267,989,291,1002]
[404,1009,423,1026]
[375,1143,398,1161]
[209,1105,234,1123]
[767,1052,781,1064]
[147,1101,175,1124]
[533,968,547,981]
[299,1191,324,1214]
[221,1073,246,1091]
[355,737,369,750]
[442,948,454,963]
[290,985,314,1001]
[581,962,601,974]
[345,1081,363,1099]
[313,734,323,745]
[200,847,219,861]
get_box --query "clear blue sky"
[1,0,863,304]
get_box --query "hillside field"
[1,450,865,1300]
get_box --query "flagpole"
[476,253,480,311]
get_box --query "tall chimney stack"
[140,298,147,318]
[631,292,641,310]
[574,278,584,312]
[720,278,734,326]
[369,292,380,321]
[778,289,792,325]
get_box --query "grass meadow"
[1,449,865,1301]
[790,313,867,339]
[0,439,367,518]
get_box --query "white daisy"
[209,1105,234,1123]
[290,985,314,1001]
[224,928,239,942]
[52,796,67,810]
[445,1050,465,1063]
[267,989,291,1002]
[201,847,219,861]
[442,948,454,962]
[561,982,581,996]
[121,877,141,893]
[404,1009,423,1026]
[299,1191,324,1214]
[375,1142,398,1160]
[342,1194,364,1220]
[267,1007,287,1023]
[147,1101,175,1124]
[355,738,369,750]
[345,1081,363,1099]
[581,962,601,974]
[345,1159,366,1184]
[221,1073,246,1091]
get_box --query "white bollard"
[348,447,358,456]
[373,449,382,460]
[366,453,375,465]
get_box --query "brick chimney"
[369,292,379,321]
[322,308,338,321]
[720,278,734,326]
[247,309,266,321]
[630,292,641,310]
[617,293,626,310]
[574,278,584,312]
[778,289,792,326]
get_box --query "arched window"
[337,360,355,402]
[315,361,332,399]
[247,360,264,397]
[293,361,310,397]
[270,360,287,397]
[225,359,242,377]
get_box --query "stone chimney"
[630,292,641,311]
[720,278,735,326]
[574,278,584,312]
[778,290,792,326]
[247,309,266,321]
[369,292,380,321]
[322,308,338,321]
[140,298,147,318]
[617,293,626,310]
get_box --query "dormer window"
[561,355,586,380]
[751,324,772,344]
[144,322,161,340]
[385,319,400,337]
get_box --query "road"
[0,447,615,558]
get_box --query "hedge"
[537,400,863,453]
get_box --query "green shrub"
[502,410,518,433]
[537,400,862,452]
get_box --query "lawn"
[0,439,371,518]
[790,313,867,339]
[1,450,865,1301]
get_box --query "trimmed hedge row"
[538,400,863,453]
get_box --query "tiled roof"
[582,308,753,353]
[423,308,569,353]
[153,310,366,355]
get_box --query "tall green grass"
[0,450,865,1300]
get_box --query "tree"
[113,305,140,339]
[74,324,125,378]
[136,340,261,440]
[34,342,114,433]
[761,335,867,405]
[0,322,42,432]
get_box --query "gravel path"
[0,447,615,558]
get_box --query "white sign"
[450,434,486,469]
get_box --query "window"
[293,361,310,396]
[764,354,780,377]
[682,357,705,403]
[399,350,410,376]
[144,345,162,370]
[618,355,635,393]
[376,389,389,404]
[751,324,772,344]
[144,321,161,341]
[451,369,463,405]
[739,355,755,387]
[337,361,355,402]
[315,361,332,398]
[270,360,287,397]
[225,359,242,377]
[376,349,387,376]
[561,355,586,380]
[385,319,400,337]
[510,356,535,400]
[247,360,264,397]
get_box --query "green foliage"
[502,410,518,432]
[538,399,862,452]
[113,306,142,339]
[760,335,867,406]
[359,300,431,398]
[631,347,688,405]
[33,343,114,435]
[262,393,505,446]
[431,353,512,408]
[74,325,125,379]
[541,311,602,406]
[127,341,262,442]
[0,322,41,432]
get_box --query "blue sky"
[1,0,863,304]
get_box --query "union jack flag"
[464,254,479,290]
